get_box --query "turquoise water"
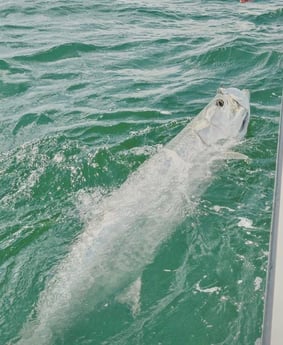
[0,1,282,344]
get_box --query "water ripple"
[0,0,282,344]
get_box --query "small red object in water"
[240,0,252,2]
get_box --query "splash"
[15,88,250,344]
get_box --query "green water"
[0,1,282,344]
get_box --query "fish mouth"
[240,112,249,134]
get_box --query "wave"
[251,6,283,25]
[13,42,100,63]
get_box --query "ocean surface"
[0,1,282,344]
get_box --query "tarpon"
[15,87,250,344]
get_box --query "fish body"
[16,87,250,344]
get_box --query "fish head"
[196,87,250,145]
[216,87,250,138]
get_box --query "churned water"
[0,1,282,344]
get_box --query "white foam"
[254,277,262,291]
[160,110,172,115]
[53,153,64,163]
[195,282,221,294]
[237,217,254,229]
[212,205,234,213]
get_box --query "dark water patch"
[0,4,49,18]
[0,79,30,97]
[64,120,162,150]
[247,116,278,156]
[0,5,23,18]
[36,114,54,125]
[0,59,31,74]
[0,200,81,345]
[115,119,188,153]
[13,42,99,63]
[67,82,90,92]
[142,226,188,306]
[46,4,81,16]
[104,35,194,57]
[197,167,272,344]
[61,302,132,345]
[105,40,151,52]
[155,83,207,118]
[0,219,53,264]
[191,38,258,69]
[66,122,136,140]
[12,113,38,134]
[252,6,283,25]
[251,87,282,110]
[0,59,10,69]
[60,110,86,121]
[1,24,34,30]
[0,131,143,208]
[0,135,66,198]
[12,112,54,135]
[255,50,282,71]
[46,2,111,16]
[123,6,185,21]
[41,72,79,80]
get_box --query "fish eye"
[216,99,224,107]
